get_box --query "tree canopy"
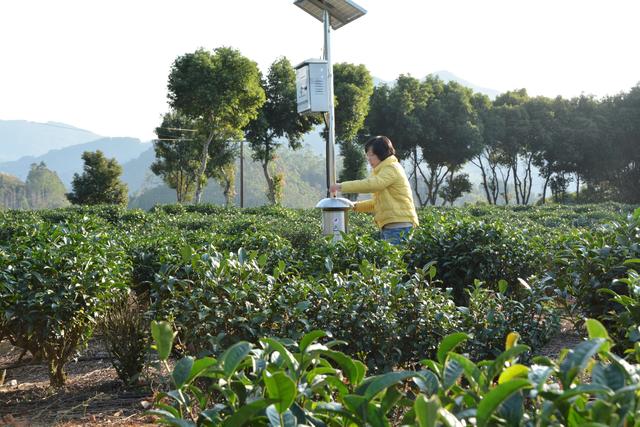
[245,57,320,204]
[66,151,128,205]
[167,47,265,204]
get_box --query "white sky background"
[1,0,639,142]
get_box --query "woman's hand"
[329,183,341,194]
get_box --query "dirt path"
[534,318,585,359]
[0,341,155,426]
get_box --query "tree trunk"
[223,176,233,207]
[512,162,521,205]
[48,358,66,388]
[500,167,511,205]
[260,136,277,205]
[474,154,493,204]
[412,148,424,206]
[576,174,580,201]
[522,154,534,205]
[449,169,455,206]
[541,173,551,204]
[194,130,215,204]
[262,161,275,205]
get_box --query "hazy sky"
[1,0,638,142]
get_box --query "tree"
[245,57,319,205]
[610,85,640,202]
[0,173,29,209]
[470,93,502,204]
[25,162,69,209]
[519,96,554,204]
[419,78,482,205]
[438,173,473,206]
[167,47,265,204]
[492,90,530,204]
[365,75,431,205]
[332,63,374,199]
[66,150,128,205]
[151,111,203,203]
[338,139,367,200]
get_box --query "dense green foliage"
[0,172,29,209]
[25,162,69,209]
[245,57,321,205]
[0,162,69,209]
[66,150,128,205]
[365,78,640,205]
[149,320,640,426]
[0,203,638,390]
[151,111,204,203]
[0,215,130,386]
[166,47,265,204]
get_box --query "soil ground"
[0,320,585,426]
[0,338,157,426]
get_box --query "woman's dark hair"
[364,136,395,161]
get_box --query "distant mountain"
[0,120,102,162]
[121,147,162,195]
[0,137,150,188]
[432,70,500,99]
[372,71,500,99]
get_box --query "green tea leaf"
[476,379,532,427]
[442,358,464,390]
[585,319,611,353]
[355,371,419,400]
[414,394,438,427]
[221,341,252,378]
[498,364,529,384]
[263,371,297,413]
[300,330,328,353]
[437,332,469,365]
[222,398,275,427]
[238,247,247,265]
[172,356,194,388]
[151,320,175,361]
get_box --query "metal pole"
[240,140,244,208]
[323,9,336,198]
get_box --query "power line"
[33,122,97,133]
[158,127,198,132]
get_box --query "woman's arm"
[353,198,375,213]
[341,166,396,193]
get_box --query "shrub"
[549,211,640,322]
[149,320,640,426]
[0,218,130,387]
[100,291,149,385]
[405,216,545,305]
[461,278,560,359]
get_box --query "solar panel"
[294,0,367,30]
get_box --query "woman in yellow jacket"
[330,135,418,244]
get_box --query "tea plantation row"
[0,203,638,395]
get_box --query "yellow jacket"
[341,155,419,229]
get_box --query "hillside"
[0,120,102,162]
[129,144,330,209]
[0,137,150,187]
[0,163,69,210]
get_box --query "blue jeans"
[380,226,413,245]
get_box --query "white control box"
[295,59,329,114]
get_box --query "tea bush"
[549,208,640,322]
[0,217,131,386]
[1,202,634,388]
[149,319,640,426]
[100,291,149,385]
[405,215,546,305]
